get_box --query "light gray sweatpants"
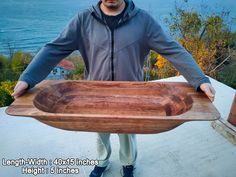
[96,133,137,167]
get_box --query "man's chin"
[101,0,124,11]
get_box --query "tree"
[155,54,178,78]
[161,1,235,79]
[146,2,235,88]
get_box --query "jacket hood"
[89,0,139,23]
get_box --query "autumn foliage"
[146,2,235,84]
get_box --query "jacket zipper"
[92,12,123,81]
[111,29,114,81]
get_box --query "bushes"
[66,54,85,80]
[0,81,16,107]
[0,51,32,107]
[0,51,33,82]
[216,62,236,89]
[0,89,14,107]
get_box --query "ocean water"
[0,0,235,55]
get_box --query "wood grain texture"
[5,80,220,134]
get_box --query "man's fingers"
[11,81,29,98]
[200,83,216,102]
[210,85,216,95]
[12,88,24,98]
[12,89,25,98]
[205,89,214,102]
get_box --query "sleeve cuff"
[196,77,211,91]
[19,74,36,89]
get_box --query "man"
[12,0,215,177]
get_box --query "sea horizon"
[0,0,235,56]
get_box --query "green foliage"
[149,50,158,66]
[227,31,236,48]
[68,61,85,80]
[10,51,32,74]
[143,51,159,81]
[0,89,14,107]
[216,65,236,89]
[170,10,201,38]
[163,1,235,89]
[143,50,178,81]
[0,81,16,107]
[0,51,32,82]
[66,54,85,80]
[0,51,87,107]
[155,54,178,78]
[203,15,230,50]
[0,81,17,95]
[0,54,14,81]
[0,54,7,70]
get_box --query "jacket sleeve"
[145,15,210,90]
[19,14,80,88]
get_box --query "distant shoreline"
[1,0,235,55]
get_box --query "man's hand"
[12,81,29,98]
[200,83,215,102]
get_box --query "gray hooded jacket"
[19,0,210,90]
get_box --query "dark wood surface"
[6,80,220,134]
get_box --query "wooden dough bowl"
[6,80,220,134]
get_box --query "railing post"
[228,94,236,126]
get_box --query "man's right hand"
[12,81,29,98]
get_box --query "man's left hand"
[200,83,215,102]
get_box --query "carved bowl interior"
[33,81,193,117]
